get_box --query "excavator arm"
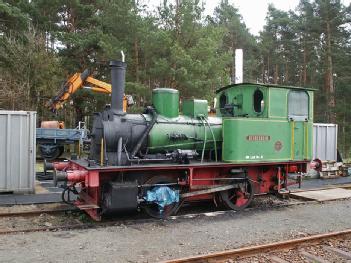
[47,69,130,112]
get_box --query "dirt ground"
[0,198,351,263]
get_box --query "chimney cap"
[109,60,127,68]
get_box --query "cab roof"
[215,82,317,94]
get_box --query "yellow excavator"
[47,69,133,112]
[38,70,133,160]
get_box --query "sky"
[148,0,351,36]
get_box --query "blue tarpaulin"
[145,186,179,212]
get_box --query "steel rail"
[163,229,351,263]
[0,206,78,218]
[0,223,88,235]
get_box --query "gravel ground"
[0,203,79,231]
[1,198,351,263]
[0,212,81,231]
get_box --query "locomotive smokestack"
[109,53,127,114]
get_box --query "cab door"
[288,91,309,161]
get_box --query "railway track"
[164,229,351,263]
[0,197,310,236]
[0,206,78,218]
[0,192,349,237]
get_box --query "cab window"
[219,93,227,109]
[288,90,309,120]
[253,89,264,113]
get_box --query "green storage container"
[182,99,208,118]
[152,88,179,118]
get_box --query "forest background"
[0,0,350,157]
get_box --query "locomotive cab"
[216,83,314,163]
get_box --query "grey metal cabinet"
[0,111,36,193]
[313,123,338,162]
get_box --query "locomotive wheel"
[220,179,254,211]
[142,176,180,219]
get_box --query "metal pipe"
[304,122,308,159]
[291,121,295,160]
[109,56,127,115]
[117,137,122,166]
[130,107,157,158]
[100,138,104,166]
[200,117,207,163]
[52,161,69,171]
[54,170,88,184]
[202,116,218,162]
[66,170,88,183]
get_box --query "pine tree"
[213,0,258,83]
[314,0,348,123]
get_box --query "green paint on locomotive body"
[152,88,180,118]
[147,115,222,153]
[147,88,222,154]
[182,99,208,118]
[216,83,314,163]
[145,84,314,163]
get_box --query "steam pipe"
[130,107,157,158]
[117,137,123,166]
